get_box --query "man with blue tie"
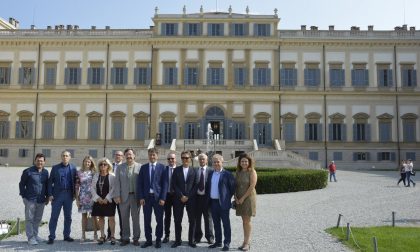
[138,147,168,249]
[47,150,77,244]
[207,154,235,251]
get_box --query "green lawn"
[0,220,26,240]
[326,226,420,251]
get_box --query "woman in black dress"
[91,158,116,245]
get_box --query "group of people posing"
[19,148,257,251]
[397,159,416,187]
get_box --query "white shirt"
[167,166,176,193]
[183,167,189,181]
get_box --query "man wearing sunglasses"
[162,152,177,243]
[171,151,198,248]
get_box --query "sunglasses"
[100,163,107,166]
[167,158,175,161]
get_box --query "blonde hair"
[82,155,97,173]
[97,157,113,174]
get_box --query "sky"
[1,0,419,31]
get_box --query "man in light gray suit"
[114,148,142,246]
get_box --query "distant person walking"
[397,160,407,186]
[19,153,49,245]
[405,159,416,187]
[328,161,337,182]
[234,153,257,251]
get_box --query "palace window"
[111,111,125,140]
[254,24,270,36]
[377,64,393,87]
[329,63,345,87]
[280,63,297,87]
[163,62,178,85]
[184,23,201,36]
[19,63,35,85]
[401,64,417,87]
[134,62,151,86]
[231,23,248,36]
[64,111,79,140]
[16,111,34,139]
[353,113,370,142]
[65,62,81,85]
[0,111,10,139]
[208,23,224,36]
[207,62,224,85]
[87,112,102,140]
[162,23,178,36]
[351,63,369,87]
[44,62,57,86]
[41,111,56,140]
[111,62,128,85]
[88,62,104,85]
[234,63,247,86]
[304,63,320,87]
[253,62,271,86]
[0,63,11,85]
[184,63,199,85]
[401,113,417,142]
[305,113,322,142]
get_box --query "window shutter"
[184,122,189,139]
[401,69,408,86]
[133,68,139,85]
[351,69,355,85]
[77,68,81,84]
[111,68,116,84]
[315,69,320,86]
[364,69,369,85]
[267,68,271,86]
[304,123,309,141]
[253,68,257,85]
[229,23,234,36]
[366,124,371,141]
[31,68,36,85]
[159,122,164,135]
[266,123,272,146]
[207,68,211,85]
[377,152,382,161]
[253,23,258,36]
[207,23,212,36]
[328,124,333,141]
[234,68,239,85]
[391,152,396,161]
[184,68,188,84]
[87,68,92,84]
[171,122,177,140]
[161,23,166,35]
[220,68,225,85]
[7,67,11,83]
[174,23,179,35]
[388,69,393,86]
[280,69,285,86]
[352,124,357,141]
[183,23,188,36]
[317,123,323,141]
[220,24,224,36]
[293,69,298,85]
[353,153,357,161]
[18,67,23,84]
[146,67,152,85]
[377,69,383,86]
[304,68,308,85]
[173,67,178,85]
[15,121,21,138]
[253,124,258,140]
[244,23,249,36]
[123,68,128,84]
[413,70,417,86]
[197,23,202,35]
[340,69,345,85]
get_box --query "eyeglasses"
[100,163,107,166]
[181,157,190,160]
[167,158,175,161]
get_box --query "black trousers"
[164,192,175,236]
[397,173,406,186]
[194,194,214,242]
[173,198,196,243]
[107,203,122,239]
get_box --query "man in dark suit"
[47,150,77,244]
[163,151,177,243]
[138,147,168,249]
[171,151,198,248]
[207,154,235,251]
[194,153,214,244]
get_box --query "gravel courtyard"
[0,166,419,251]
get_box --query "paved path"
[0,167,419,251]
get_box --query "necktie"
[151,164,155,189]
[199,167,205,191]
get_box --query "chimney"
[310,26,318,31]
[328,25,334,31]
[368,25,374,31]
[30,25,36,30]
[74,25,79,30]
[394,26,401,31]
[91,25,96,30]
[402,24,408,30]
[301,25,306,31]
[410,26,416,31]
[351,26,360,31]
[8,17,14,25]
[67,25,73,30]
[47,26,52,30]
[105,25,110,30]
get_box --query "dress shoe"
[120,240,130,246]
[163,236,169,243]
[207,237,215,244]
[133,240,140,246]
[141,240,153,248]
[47,238,54,244]
[64,237,74,242]
[171,241,182,248]
[155,240,162,248]
[194,239,201,243]
[222,245,230,251]
[209,243,222,248]
[188,242,197,248]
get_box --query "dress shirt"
[183,167,189,181]
[149,162,157,193]
[210,169,222,199]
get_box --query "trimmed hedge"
[225,167,328,194]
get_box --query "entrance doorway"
[210,121,220,135]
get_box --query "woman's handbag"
[85,215,95,232]
[411,171,416,176]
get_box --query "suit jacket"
[195,165,213,195]
[48,162,77,198]
[206,169,235,210]
[113,162,141,203]
[92,173,116,203]
[137,162,168,201]
[172,165,198,201]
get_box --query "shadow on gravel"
[383,218,420,224]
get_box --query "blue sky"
[1,0,419,30]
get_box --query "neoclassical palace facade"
[0,8,419,168]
